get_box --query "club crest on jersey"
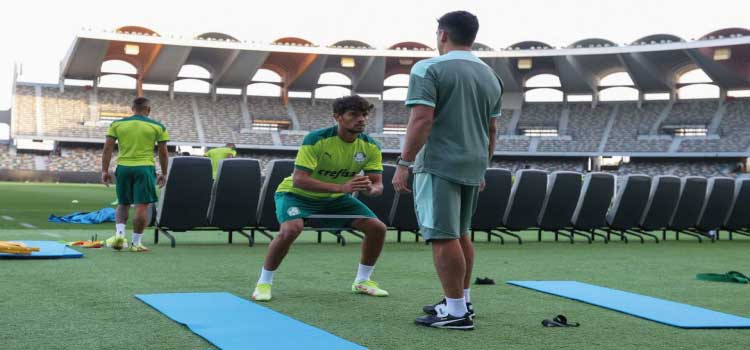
[353,152,366,163]
[287,207,300,216]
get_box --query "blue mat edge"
[135,293,223,350]
[507,280,750,329]
[135,292,368,350]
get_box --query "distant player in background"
[205,143,237,179]
[252,95,389,302]
[393,11,502,330]
[101,97,170,252]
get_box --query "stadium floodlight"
[340,57,355,68]
[714,48,731,61]
[124,44,140,56]
[518,58,532,70]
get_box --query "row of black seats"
[153,157,750,247]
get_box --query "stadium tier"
[4,27,750,180]
[11,83,750,156]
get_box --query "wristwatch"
[396,156,413,168]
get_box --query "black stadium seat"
[638,175,681,235]
[470,168,512,243]
[605,174,654,243]
[691,177,735,241]
[723,178,750,239]
[498,169,548,244]
[667,176,707,242]
[568,172,615,243]
[154,157,213,247]
[207,158,263,246]
[537,171,583,243]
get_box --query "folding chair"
[470,168,512,243]
[154,157,213,247]
[723,178,750,240]
[637,175,681,241]
[537,171,583,243]
[606,174,656,243]
[567,172,615,243]
[686,177,734,242]
[667,176,707,242]
[498,169,549,244]
[207,158,262,247]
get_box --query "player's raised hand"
[101,171,112,187]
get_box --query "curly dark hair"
[332,95,374,116]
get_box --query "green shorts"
[274,192,377,228]
[115,165,158,205]
[413,173,480,241]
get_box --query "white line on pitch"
[1,216,14,221]
[40,232,62,238]
[19,223,37,229]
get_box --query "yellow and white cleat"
[352,280,389,297]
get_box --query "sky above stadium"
[0,0,748,109]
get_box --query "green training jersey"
[205,147,237,178]
[405,50,503,186]
[276,126,383,199]
[106,115,170,167]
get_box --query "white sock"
[446,297,468,318]
[115,224,126,237]
[464,288,471,303]
[132,232,143,246]
[258,268,275,285]
[355,263,374,283]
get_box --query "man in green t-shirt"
[101,97,170,252]
[393,11,502,330]
[252,95,389,302]
[205,143,237,178]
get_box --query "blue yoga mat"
[136,292,367,350]
[507,281,750,329]
[0,240,83,259]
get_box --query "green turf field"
[1,181,750,350]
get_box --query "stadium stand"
[46,146,103,172]
[383,101,410,126]
[13,85,37,136]
[236,131,274,146]
[147,92,200,143]
[289,98,336,130]
[517,103,562,128]
[606,102,672,152]
[662,100,718,127]
[679,98,750,152]
[196,95,243,144]
[279,133,307,146]
[0,145,34,170]
[246,96,291,123]
[537,103,610,152]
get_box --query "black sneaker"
[422,298,475,319]
[415,312,474,330]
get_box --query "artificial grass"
[1,229,750,350]
[2,182,750,349]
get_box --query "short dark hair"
[132,97,151,112]
[437,11,479,46]
[332,95,374,116]
[226,143,236,149]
